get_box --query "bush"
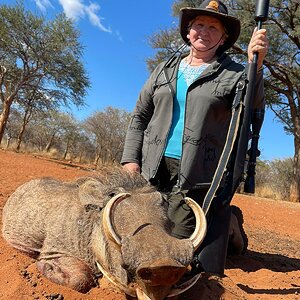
[255,158,293,200]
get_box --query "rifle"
[232,0,270,195]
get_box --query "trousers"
[152,156,209,238]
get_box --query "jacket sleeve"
[121,65,162,165]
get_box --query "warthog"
[2,169,207,300]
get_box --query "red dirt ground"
[0,149,299,300]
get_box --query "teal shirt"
[164,60,209,159]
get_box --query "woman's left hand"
[248,27,269,70]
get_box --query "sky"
[1,0,294,161]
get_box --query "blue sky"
[1,0,294,161]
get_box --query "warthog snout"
[137,258,187,286]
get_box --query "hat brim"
[179,7,241,52]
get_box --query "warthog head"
[91,170,207,299]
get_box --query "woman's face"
[187,15,226,52]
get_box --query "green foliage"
[0,2,90,144]
[224,0,300,136]
[0,3,89,105]
[172,0,202,15]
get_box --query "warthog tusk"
[168,273,201,297]
[96,261,137,297]
[185,197,207,250]
[102,192,131,245]
[136,287,152,300]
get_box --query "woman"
[121,0,268,275]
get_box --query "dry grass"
[253,185,282,200]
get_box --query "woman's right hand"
[123,162,141,173]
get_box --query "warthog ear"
[101,187,127,206]
[77,177,105,208]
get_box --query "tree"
[147,0,300,202]
[3,105,21,148]
[0,3,90,144]
[83,107,131,166]
[255,158,293,200]
[14,85,50,151]
[30,110,65,152]
[57,113,82,160]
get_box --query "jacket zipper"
[176,69,215,190]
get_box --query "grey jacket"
[121,53,265,190]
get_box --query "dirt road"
[0,149,299,300]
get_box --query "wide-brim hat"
[179,0,241,53]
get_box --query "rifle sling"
[202,75,247,215]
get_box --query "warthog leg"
[36,256,97,293]
[228,205,248,255]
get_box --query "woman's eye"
[195,23,204,29]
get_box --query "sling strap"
[202,73,247,215]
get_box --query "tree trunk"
[45,133,56,152]
[6,136,11,148]
[16,122,26,151]
[94,150,102,167]
[290,139,300,202]
[63,139,70,160]
[16,103,33,151]
[0,97,14,144]
[78,151,83,163]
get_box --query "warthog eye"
[132,223,152,236]
[84,204,102,212]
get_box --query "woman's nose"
[197,26,209,35]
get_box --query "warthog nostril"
[138,268,153,281]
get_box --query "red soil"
[0,149,299,300]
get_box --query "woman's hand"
[248,27,269,70]
[123,162,141,173]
